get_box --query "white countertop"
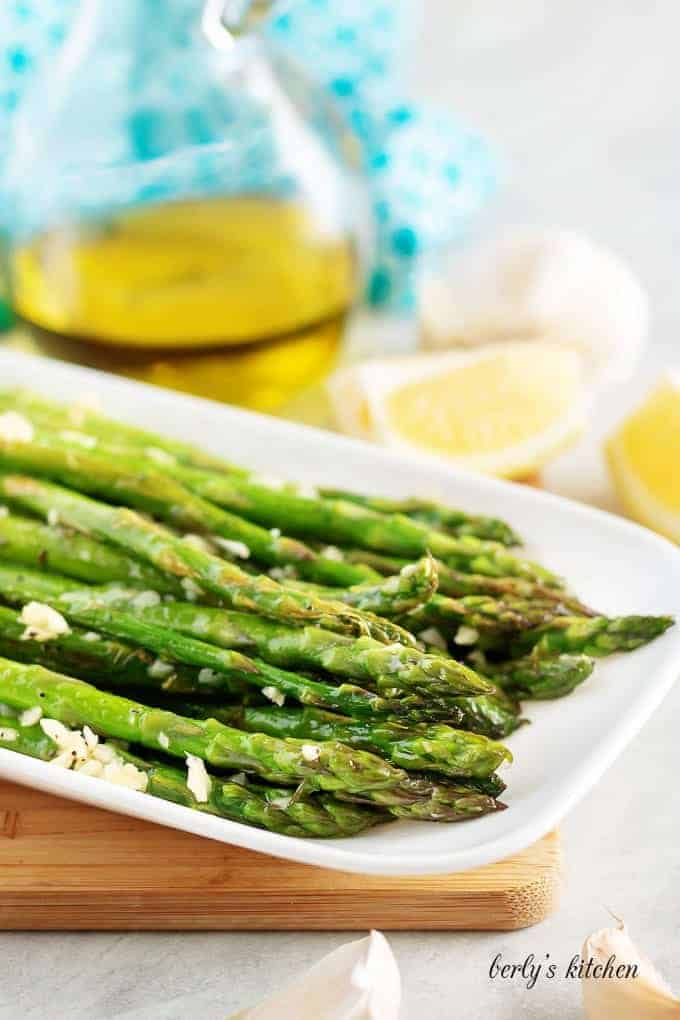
[2,2,679,1017]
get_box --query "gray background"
[2,2,679,1017]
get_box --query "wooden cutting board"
[0,780,561,931]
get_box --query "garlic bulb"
[420,228,648,391]
[582,919,680,1018]
[230,930,401,1019]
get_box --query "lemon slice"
[606,375,680,542]
[328,343,586,478]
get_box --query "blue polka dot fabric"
[0,0,496,309]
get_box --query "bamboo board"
[0,780,561,930]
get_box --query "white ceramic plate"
[0,350,679,876]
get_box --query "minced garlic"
[39,717,148,792]
[417,627,448,651]
[213,537,251,560]
[186,753,211,803]
[0,411,34,443]
[19,602,71,642]
[454,625,480,646]
[19,706,43,727]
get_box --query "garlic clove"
[582,919,680,1018]
[420,228,649,392]
[230,930,401,1020]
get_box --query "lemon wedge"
[328,342,586,478]
[606,375,680,542]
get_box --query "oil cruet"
[2,0,366,410]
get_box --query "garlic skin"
[420,228,648,391]
[582,919,680,1018]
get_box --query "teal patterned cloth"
[0,0,496,309]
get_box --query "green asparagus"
[403,595,562,636]
[0,566,433,719]
[337,775,505,822]
[447,691,525,739]
[0,705,384,837]
[475,651,596,699]
[0,563,524,733]
[276,558,571,637]
[0,561,495,699]
[0,473,411,645]
[153,465,561,584]
[0,429,385,590]
[0,387,519,547]
[281,555,440,616]
[0,603,259,699]
[339,548,596,616]
[0,512,180,593]
[0,661,503,821]
[171,703,512,779]
[0,388,236,473]
[0,659,408,794]
[318,489,521,546]
[17,417,553,584]
[509,614,675,659]
[1,388,675,837]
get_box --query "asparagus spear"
[337,775,505,822]
[281,555,565,635]
[6,510,539,643]
[3,424,383,589]
[0,512,578,642]
[0,603,260,699]
[402,596,566,639]
[0,659,409,794]
[169,703,512,779]
[0,387,517,548]
[286,572,557,635]
[0,706,384,837]
[0,565,432,719]
[0,586,520,733]
[242,784,389,837]
[0,429,374,586]
[0,405,556,584]
[0,561,494,699]
[281,555,440,617]
[0,562,493,706]
[509,614,675,659]
[0,662,503,821]
[22,417,551,584]
[0,473,411,645]
[482,652,596,700]
[149,465,561,585]
[318,489,521,546]
[0,563,517,730]
[95,593,493,701]
[457,773,507,798]
[0,511,378,606]
[448,692,525,739]
[0,512,180,593]
[0,388,235,473]
[338,548,596,616]
[134,699,508,820]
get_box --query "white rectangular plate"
[0,350,679,876]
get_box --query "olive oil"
[10,196,357,410]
